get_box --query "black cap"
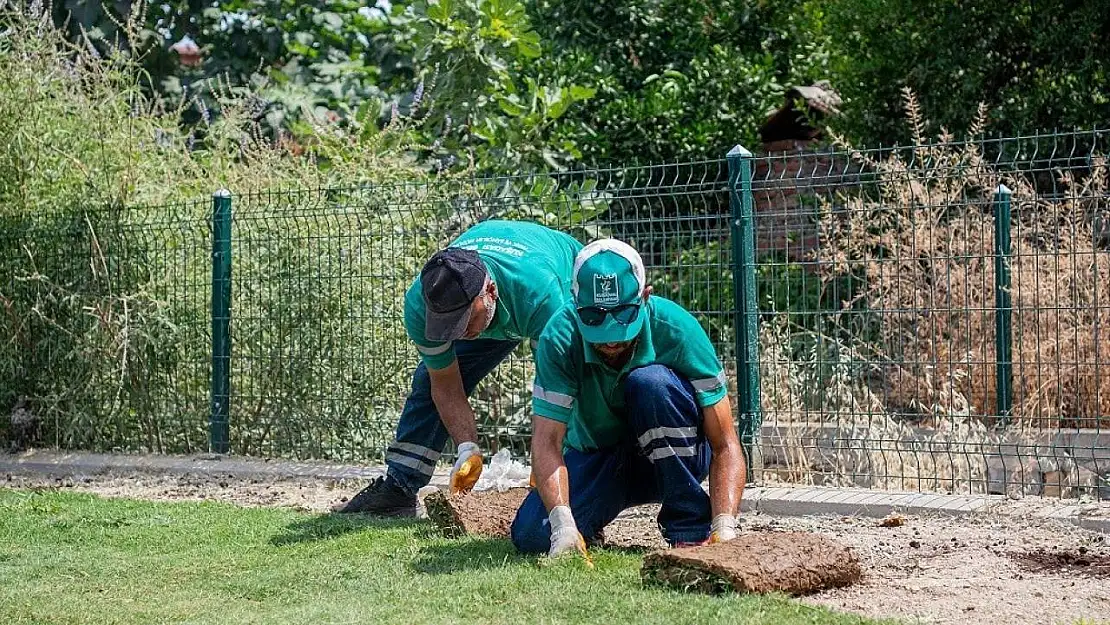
[420,247,488,342]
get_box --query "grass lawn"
[0,489,892,625]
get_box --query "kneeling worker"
[511,239,747,557]
[334,220,582,516]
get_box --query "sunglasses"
[576,302,641,327]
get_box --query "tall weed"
[0,9,431,454]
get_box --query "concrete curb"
[0,449,388,481]
[3,449,1107,534]
[741,486,995,518]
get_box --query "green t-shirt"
[531,296,728,452]
[404,220,583,370]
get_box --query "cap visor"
[577,313,644,344]
[425,307,471,342]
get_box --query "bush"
[824,0,1110,145]
[0,9,431,455]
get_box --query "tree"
[824,0,1110,145]
[42,0,417,136]
[524,0,833,165]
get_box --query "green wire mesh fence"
[222,162,737,461]
[1,129,1108,501]
[749,129,1109,500]
[0,199,211,453]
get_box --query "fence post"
[210,189,233,454]
[993,185,1014,428]
[727,145,762,476]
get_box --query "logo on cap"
[594,273,619,306]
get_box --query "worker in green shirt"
[334,220,582,516]
[511,238,747,556]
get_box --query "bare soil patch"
[642,532,861,595]
[1011,548,1110,578]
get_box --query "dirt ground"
[5,471,1110,625]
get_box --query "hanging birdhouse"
[170,35,203,67]
[759,80,843,149]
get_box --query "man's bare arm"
[531,415,589,561]
[428,361,479,445]
[532,415,570,511]
[703,394,746,517]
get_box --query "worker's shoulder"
[648,295,699,328]
[402,276,423,311]
[536,303,580,350]
[647,296,709,342]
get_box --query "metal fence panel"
[749,130,1109,500]
[223,162,734,462]
[0,200,211,453]
[2,130,1107,501]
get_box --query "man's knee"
[624,364,680,401]
[509,493,550,554]
[624,364,697,418]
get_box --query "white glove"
[709,514,739,543]
[547,505,588,559]
[449,442,483,494]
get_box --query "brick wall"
[751,139,857,263]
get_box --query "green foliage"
[44,0,418,137]
[38,0,1110,174]
[180,0,415,131]
[408,0,596,172]
[38,0,838,172]
[0,11,429,455]
[824,0,1110,144]
[526,0,834,165]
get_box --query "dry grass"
[757,313,995,493]
[755,93,1109,491]
[817,90,1110,429]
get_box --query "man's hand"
[547,506,589,559]
[449,442,483,494]
[532,418,592,566]
[549,528,588,558]
[709,514,738,543]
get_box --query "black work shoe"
[331,476,417,517]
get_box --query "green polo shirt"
[404,220,583,370]
[531,296,729,452]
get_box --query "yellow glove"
[709,514,738,544]
[449,442,483,495]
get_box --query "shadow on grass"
[409,537,536,575]
[270,513,427,546]
[592,543,656,556]
[408,536,653,575]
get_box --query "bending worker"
[335,220,582,516]
[511,238,746,555]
